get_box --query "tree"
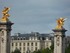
[65,44,70,53]
[50,42,54,53]
[33,50,41,53]
[33,48,51,53]
[33,42,54,53]
[12,48,21,53]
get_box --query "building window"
[18,37,19,40]
[27,47,29,50]
[27,43,29,46]
[23,43,25,46]
[19,43,21,46]
[15,43,17,46]
[19,47,21,51]
[31,47,33,51]
[23,47,25,51]
[31,43,33,46]
[21,37,22,40]
[46,43,48,47]
[23,37,25,40]
[35,47,37,50]
[12,43,13,46]
[15,47,18,49]
[35,43,37,46]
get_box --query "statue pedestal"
[52,29,67,53]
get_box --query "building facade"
[10,32,52,53]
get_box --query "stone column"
[0,7,14,53]
[53,29,67,53]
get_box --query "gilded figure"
[56,18,66,29]
[1,7,10,22]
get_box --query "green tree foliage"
[33,50,41,53]
[33,43,54,53]
[65,44,70,53]
[12,48,21,53]
[33,48,51,53]
[50,42,54,53]
[42,48,51,53]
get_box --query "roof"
[11,32,52,40]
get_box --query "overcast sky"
[0,0,70,35]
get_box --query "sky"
[0,0,70,35]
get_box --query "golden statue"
[56,17,66,29]
[1,7,10,22]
